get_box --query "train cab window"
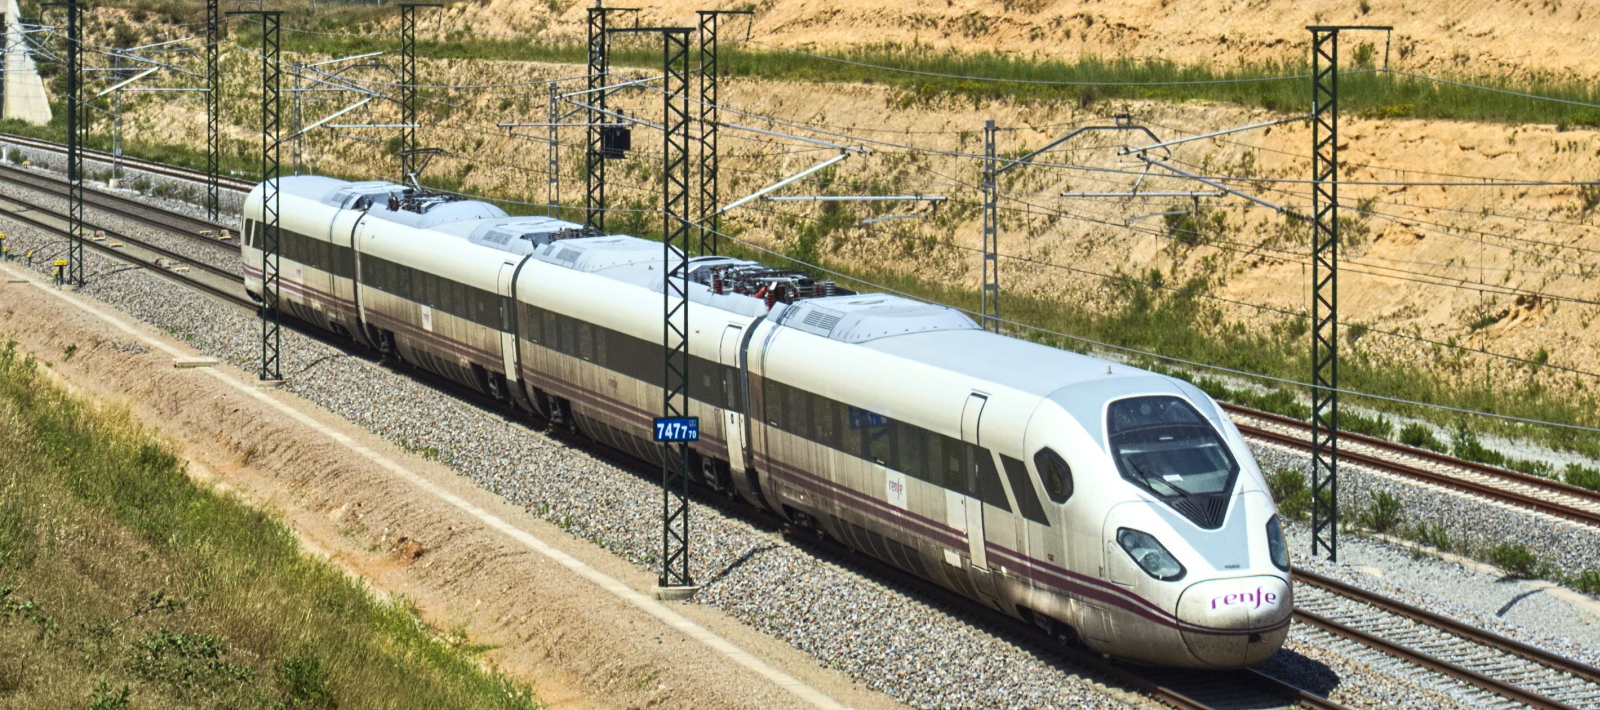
[1106,396,1238,499]
[969,447,1011,512]
[1033,448,1074,504]
[1001,454,1051,525]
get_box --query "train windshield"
[1107,396,1238,499]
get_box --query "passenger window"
[765,381,785,428]
[895,423,925,481]
[812,395,835,447]
[867,418,892,466]
[1033,448,1074,503]
[578,322,595,361]
[787,385,809,438]
[1001,454,1051,526]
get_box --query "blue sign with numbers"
[653,417,700,442]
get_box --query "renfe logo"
[1211,586,1279,610]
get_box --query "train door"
[327,208,365,330]
[719,324,747,474]
[961,393,999,599]
[496,262,519,379]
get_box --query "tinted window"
[971,449,1011,512]
[1107,396,1238,498]
[1033,448,1074,504]
[1001,454,1051,525]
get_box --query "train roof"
[277,176,589,255]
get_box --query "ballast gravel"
[3,194,1598,708]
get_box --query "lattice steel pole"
[694,10,748,256]
[231,11,282,383]
[1309,27,1341,562]
[981,120,999,332]
[62,0,83,287]
[397,4,441,183]
[206,0,221,221]
[585,7,608,232]
[547,81,559,216]
[660,27,694,592]
[697,12,717,255]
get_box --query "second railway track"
[0,162,240,251]
[4,140,1598,710]
[1226,404,1600,528]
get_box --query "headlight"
[1116,528,1186,582]
[1267,515,1289,571]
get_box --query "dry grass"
[0,342,542,710]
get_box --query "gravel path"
[4,195,1598,709]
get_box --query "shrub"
[1266,468,1312,521]
[1574,569,1600,596]
[1489,543,1540,578]
[1409,521,1452,551]
[1398,422,1446,451]
[1357,491,1404,534]
[1450,423,1506,467]
[1342,410,1394,439]
[1565,463,1600,492]
[276,649,336,709]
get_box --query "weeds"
[1489,543,1541,578]
[1357,491,1404,534]
[1398,422,1446,451]
[1342,410,1394,439]
[1565,463,1600,492]
[1409,521,1453,551]
[1265,468,1312,521]
[86,681,132,710]
[1574,569,1600,596]
[275,648,337,710]
[0,341,542,709]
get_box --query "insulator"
[764,289,778,308]
[823,280,837,296]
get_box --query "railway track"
[0,132,257,193]
[1295,569,1600,710]
[0,180,1347,710]
[1224,404,1600,529]
[0,162,240,250]
[6,142,1598,710]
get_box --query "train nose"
[1175,575,1292,668]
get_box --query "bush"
[1565,463,1600,492]
[1398,422,1446,452]
[1450,423,1506,467]
[1574,569,1600,596]
[1342,410,1394,439]
[1489,543,1541,578]
[1266,468,1312,521]
[1357,491,1404,534]
[1409,521,1452,551]
[276,649,336,710]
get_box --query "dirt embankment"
[117,48,1600,398]
[0,277,893,710]
[426,0,1600,85]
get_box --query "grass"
[0,341,542,709]
[190,3,1600,128]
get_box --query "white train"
[242,176,1292,668]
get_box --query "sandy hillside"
[428,0,1600,84]
[114,48,1600,400]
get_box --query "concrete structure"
[3,0,53,125]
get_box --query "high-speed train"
[242,176,1292,668]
